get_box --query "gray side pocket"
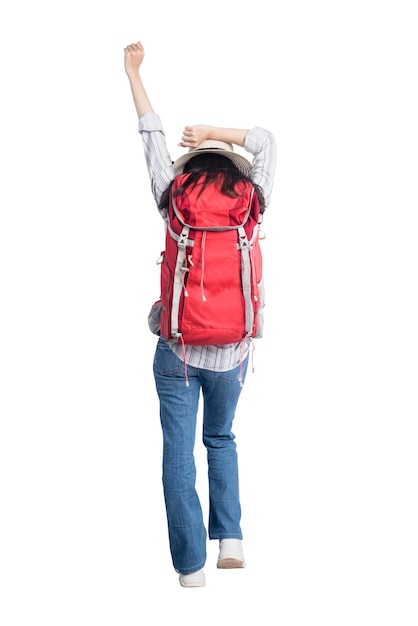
[148,300,162,336]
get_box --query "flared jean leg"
[200,357,249,540]
[153,339,207,575]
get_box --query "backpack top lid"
[170,175,257,229]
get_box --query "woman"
[124,40,276,587]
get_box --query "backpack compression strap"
[171,225,192,339]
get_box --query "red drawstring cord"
[238,337,255,386]
[179,336,189,387]
[250,338,255,373]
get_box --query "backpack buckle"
[238,236,250,250]
[178,226,189,249]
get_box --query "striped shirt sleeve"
[244,126,277,208]
[138,112,175,213]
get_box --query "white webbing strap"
[238,225,254,334]
[171,225,190,339]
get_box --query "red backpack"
[155,173,264,346]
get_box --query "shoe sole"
[179,575,206,587]
[217,557,246,569]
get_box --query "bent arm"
[179,125,277,208]
[179,125,248,148]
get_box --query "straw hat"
[173,140,252,177]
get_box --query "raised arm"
[124,41,154,118]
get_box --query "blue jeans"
[153,338,248,575]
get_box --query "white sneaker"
[179,568,206,587]
[217,539,246,569]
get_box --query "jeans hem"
[174,559,206,575]
[209,533,243,541]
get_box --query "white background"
[1,1,417,624]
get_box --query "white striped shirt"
[138,113,277,371]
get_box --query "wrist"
[126,69,141,81]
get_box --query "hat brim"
[173,149,252,177]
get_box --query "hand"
[178,125,213,148]
[124,41,145,77]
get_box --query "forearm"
[207,127,248,147]
[179,125,248,148]
[124,42,153,119]
[127,72,154,119]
